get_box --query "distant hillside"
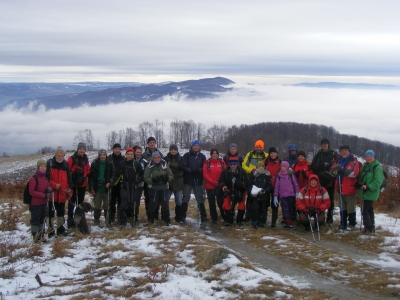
[0,82,144,105]
[1,77,234,110]
[220,122,400,167]
[291,82,399,89]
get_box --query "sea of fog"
[1,83,399,155]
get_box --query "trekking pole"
[338,176,345,233]
[315,212,321,241]
[106,188,110,227]
[52,191,57,236]
[308,213,315,243]
[194,178,200,228]
[360,191,364,231]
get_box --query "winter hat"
[321,138,330,146]
[281,161,290,169]
[228,156,239,165]
[268,146,278,154]
[113,143,121,150]
[339,145,351,152]
[169,144,178,151]
[54,146,65,156]
[147,137,156,144]
[229,143,238,150]
[98,149,107,156]
[37,159,46,168]
[365,150,376,158]
[254,140,264,149]
[192,140,200,147]
[77,142,86,150]
[288,144,298,151]
[297,151,306,158]
[152,151,161,158]
[126,147,134,153]
[256,161,265,168]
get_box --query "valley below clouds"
[1,83,399,155]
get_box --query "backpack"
[206,158,224,171]
[23,175,38,205]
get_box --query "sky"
[1,1,400,155]
[0,0,400,83]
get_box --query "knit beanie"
[268,147,278,154]
[147,137,156,144]
[339,145,351,152]
[254,140,264,149]
[98,149,107,156]
[228,156,239,165]
[281,161,290,169]
[37,159,46,168]
[54,146,65,156]
[152,151,161,158]
[126,147,134,153]
[113,143,121,150]
[169,144,178,151]
[229,143,238,150]
[297,150,306,158]
[321,138,330,145]
[365,150,376,158]
[77,142,86,150]
[256,161,265,168]
[192,140,200,147]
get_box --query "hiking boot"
[259,223,266,228]
[252,221,259,229]
[347,225,355,231]
[271,223,277,228]
[337,224,347,231]
[283,224,294,229]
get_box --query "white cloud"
[0,84,399,155]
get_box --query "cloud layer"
[1,84,399,155]
[1,1,400,81]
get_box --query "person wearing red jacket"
[293,151,311,189]
[29,159,51,243]
[296,174,330,230]
[46,146,72,236]
[330,145,361,231]
[203,149,226,224]
[264,147,281,227]
[67,142,91,228]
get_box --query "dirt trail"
[187,219,393,300]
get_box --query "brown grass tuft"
[196,247,229,271]
[51,238,71,258]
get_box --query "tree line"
[63,121,399,167]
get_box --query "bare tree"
[106,130,118,150]
[138,121,155,147]
[73,129,95,151]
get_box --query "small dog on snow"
[73,202,93,234]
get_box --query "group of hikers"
[28,137,385,243]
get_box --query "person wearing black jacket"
[248,161,272,229]
[310,138,339,225]
[218,156,247,226]
[164,144,185,223]
[89,149,115,226]
[182,140,207,223]
[108,143,125,224]
[112,147,144,227]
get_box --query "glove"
[109,182,115,189]
[161,174,169,183]
[46,187,52,199]
[234,179,243,188]
[295,170,300,177]
[288,168,293,175]
[152,176,160,183]
[273,197,278,207]
[302,170,307,177]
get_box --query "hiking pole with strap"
[231,176,236,225]
[338,176,345,233]
[106,188,110,227]
[307,213,316,243]
[315,212,321,241]
[52,190,57,237]
[360,190,364,232]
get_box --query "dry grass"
[196,247,229,271]
[51,238,71,258]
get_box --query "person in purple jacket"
[273,161,299,229]
[29,159,51,243]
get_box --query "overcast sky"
[1,0,399,83]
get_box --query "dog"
[73,202,93,234]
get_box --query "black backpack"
[23,175,38,205]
